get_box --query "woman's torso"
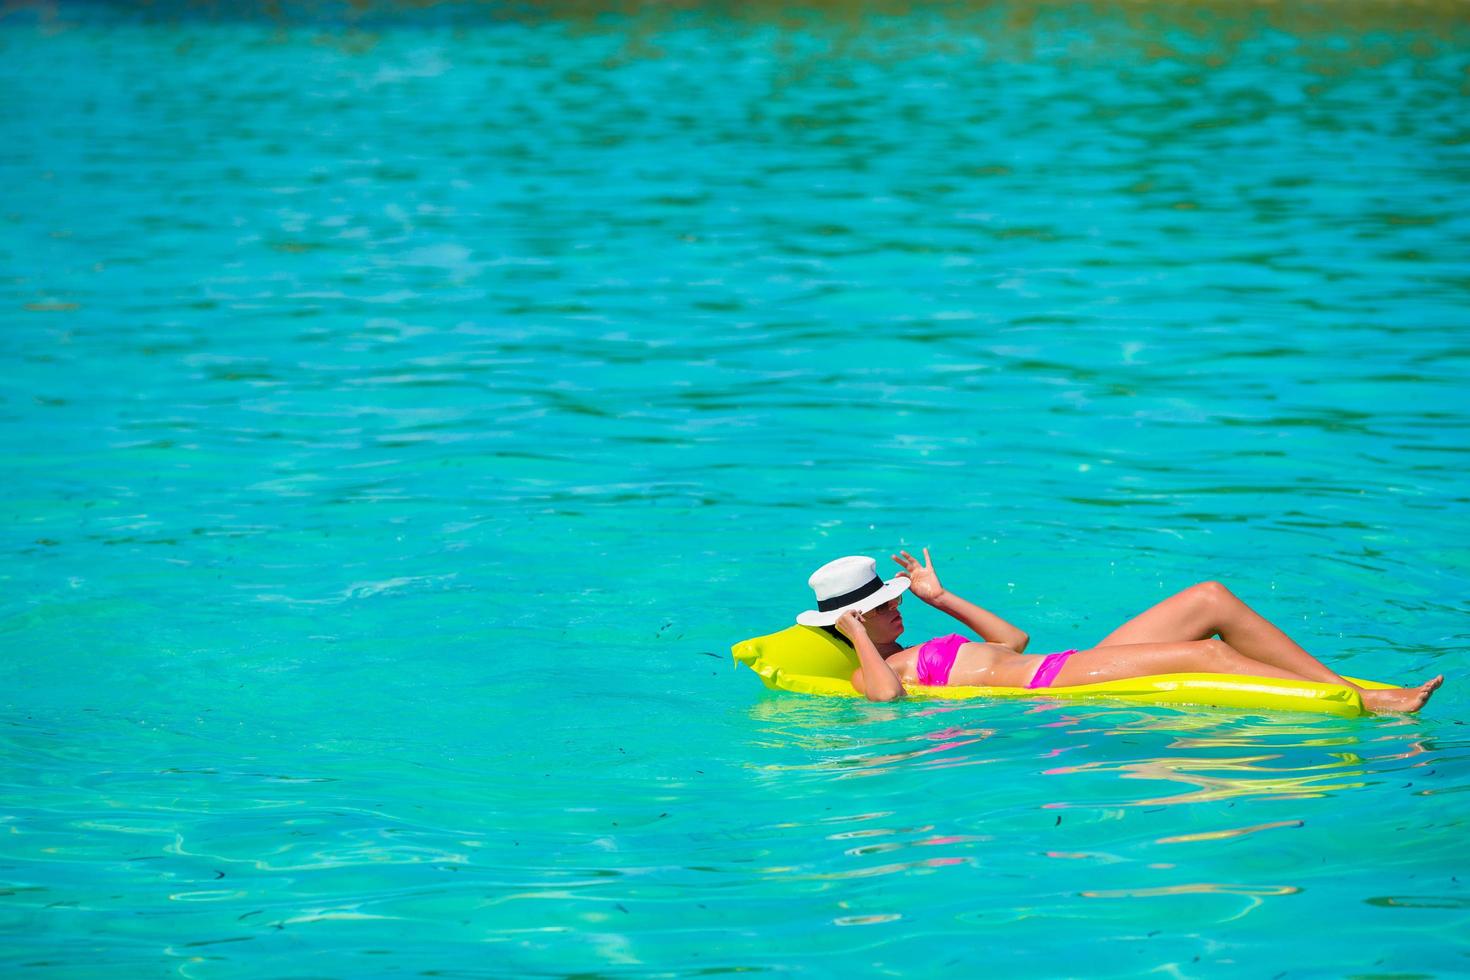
[886,640,1049,688]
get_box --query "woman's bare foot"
[1360,676,1443,714]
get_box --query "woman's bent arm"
[837,610,905,701]
[892,548,1029,651]
[928,590,1029,651]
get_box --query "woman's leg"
[1060,638,1310,685]
[1095,581,1348,685]
[1054,639,1440,713]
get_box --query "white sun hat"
[796,555,911,627]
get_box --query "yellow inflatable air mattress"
[732,625,1390,717]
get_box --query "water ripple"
[3,2,1469,973]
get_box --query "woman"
[797,550,1442,713]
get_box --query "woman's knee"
[1197,637,1238,662]
[1188,580,1237,611]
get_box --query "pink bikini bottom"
[1026,650,1078,689]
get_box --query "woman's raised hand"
[892,548,944,603]
[833,608,866,642]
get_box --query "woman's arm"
[893,549,1030,651]
[836,609,905,702]
[926,590,1029,651]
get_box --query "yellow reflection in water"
[779,854,972,880]
[1046,752,1368,805]
[1081,882,1299,921]
[1083,882,1298,899]
[752,717,1000,776]
[1156,819,1303,844]
[833,912,902,926]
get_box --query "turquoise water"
[2,0,1469,973]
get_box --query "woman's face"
[862,595,904,645]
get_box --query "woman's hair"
[821,624,853,647]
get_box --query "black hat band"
[816,576,885,612]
